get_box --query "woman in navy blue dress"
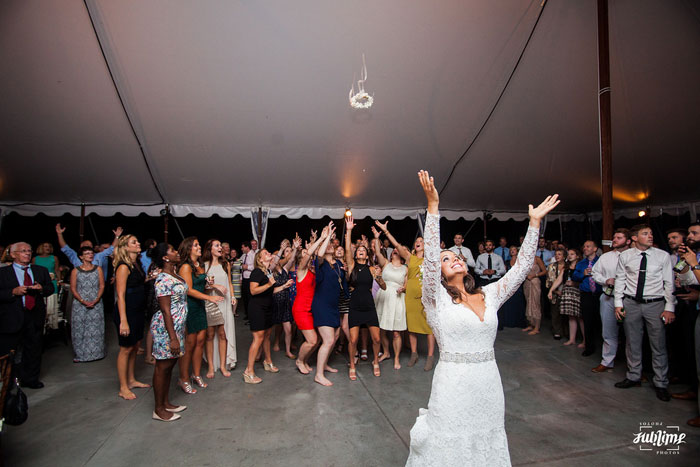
[310,222,345,386]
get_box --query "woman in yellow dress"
[374,221,436,371]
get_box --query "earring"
[163,258,170,263]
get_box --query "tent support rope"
[439,0,549,196]
[83,0,167,204]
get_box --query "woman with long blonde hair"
[114,234,150,400]
[243,249,293,384]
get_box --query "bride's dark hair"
[440,256,482,304]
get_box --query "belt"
[440,349,495,364]
[624,294,665,304]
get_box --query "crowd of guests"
[1,219,698,426]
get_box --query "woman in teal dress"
[176,237,223,394]
[33,242,60,329]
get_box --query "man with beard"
[475,239,505,287]
[591,229,631,372]
[673,223,700,409]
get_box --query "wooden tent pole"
[482,211,488,240]
[597,0,614,249]
[79,204,86,243]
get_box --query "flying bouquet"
[349,54,374,109]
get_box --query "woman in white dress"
[371,226,408,369]
[406,170,559,467]
[202,239,237,377]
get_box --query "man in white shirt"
[448,233,475,268]
[474,239,506,287]
[614,224,675,401]
[591,228,630,373]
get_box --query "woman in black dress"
[114,234,150,400]
[344,216,385,381]
[243,249,293,384]
[498,246,527,328]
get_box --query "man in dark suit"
[0,242,53,388]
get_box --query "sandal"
[349,368,357,381]
[360,350,368,361]
[178,379,197,394]
[263,362,280,373]
[373,363,381,377]
[191,375,208,388]
[243,372,262,384]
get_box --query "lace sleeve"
[485,225,538,308]
[421,212,441,315]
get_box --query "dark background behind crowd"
[0,211,695,265]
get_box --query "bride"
[406,170,559,466]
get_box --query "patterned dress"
[71,267,105,362]
[230,258,243,299]
[272,268,292,324]
[151,273,188,360]
[559,267,581,317]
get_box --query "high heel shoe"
[178,379,197,394]
[153,411,181,422]
[191,375,208,388]
[263,362,280,373]
[243,372,262,384]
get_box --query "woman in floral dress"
[151,243,188,421]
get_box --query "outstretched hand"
[371,226,381,239]
[56,223,65,234]
[528,195,560,227]
[345,215,355,231]
[375,220,388,233]
[418,170,439,214]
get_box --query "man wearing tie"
[536,237,555,265]
[448,233,475,268]
[240,241,255,323]
[493,236,511,263]
[0,243,54,388]
[573,240,602,357]
[614,225,675,401]
[474,239,506,287]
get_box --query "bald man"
[0,242,53,388]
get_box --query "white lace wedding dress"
[406,212,537,467]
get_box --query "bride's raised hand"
[528,194,560,227]
[418,170,439,214]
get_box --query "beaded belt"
[440,349,495,364]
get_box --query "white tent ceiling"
[1,0,699,220]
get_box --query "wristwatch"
[691,265,700,271]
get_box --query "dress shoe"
[21,380,44,389]
[688,416,700,428]
[553,334,562,340]
[671,391,697,401]
[581,350,594,357]
[591,364,613,373]
[615,378,641,389]
[654,387,671,402]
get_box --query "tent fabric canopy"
[2,0,699,219]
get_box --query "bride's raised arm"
[488,195,560,308]
[418,170,441,315]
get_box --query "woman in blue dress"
[310,222,345,386]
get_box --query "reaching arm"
[299,229,326,272]
[111,226,123,248]
[417,171,440,316]
[487,195,560,309]
[316,223,334,266]
[375,220,410,262]
[345,217,355,274]
[55,224,68,248]
[371,227,387,268]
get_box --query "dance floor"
[3,317,699,466]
